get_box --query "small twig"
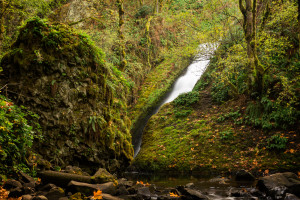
[0,84,7,91]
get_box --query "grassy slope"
[133,69,300,173]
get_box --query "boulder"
[235,170,255,182]
[177,186,208,200]
[0,18,133,173]
[32,196,48,200]
[67,180,116,195]
[157,195,181,200]
[118,194,143,200]
[118,178,134,188]
[285,193,300,200]
[116,185,129,196]
[37,183,57,192]
[44,187,65,200]
[22,194,34,200]
[8,187,24,198]
[64,166,90,176]
[185,183,195,189]
[137,187,151,199]
[257,172,300,198]
[3,179,22,190]
[92,168,116,183]
[23,186,35,195]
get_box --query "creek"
[124,172,256,200]
[132,43,217,157]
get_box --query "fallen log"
[38,171,93,186]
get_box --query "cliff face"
[0,18,133,173]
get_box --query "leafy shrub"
[174,109,192,118]
[211,82,230,103]
[0,95,40,173]
[246,97,298,129]
[217,110,241,124]
[193,78,209,91]
[220,130,234,140]
[173,91,199,107]
[135,5,153,18]
[266,134,288,150]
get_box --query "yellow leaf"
[289,149,295,153]
[170,192,180,197]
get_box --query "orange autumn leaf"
[170,192,180,197]
[137,181,144,185]
[93,190,103,200]
[264,169,269,175]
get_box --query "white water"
[133,43,217,157]
[161,43,217,105]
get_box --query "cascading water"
[133,43,217,157]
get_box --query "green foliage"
[245,97,298,130]
[217,110,242,124]
[0,95,41,174]
[168,0,203,12]
[135,5,153,18]
[211,82,230,103]
[219,130,234,140]
[174,109,192,118]
[266,134,288,150]
[173,91,199,107]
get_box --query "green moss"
[1,17,133,172]
[133,90,300,173]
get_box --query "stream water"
[124,172,256,200]
[133,43,217,157]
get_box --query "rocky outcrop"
[257,172,300,199]
[0,18,133,172]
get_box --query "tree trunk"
[239,0,264,96]
[0,0,5,41]
[298,0,300,55]
[116,0,126,71]
[138,0,143,6]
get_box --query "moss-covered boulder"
[0,18,133,172]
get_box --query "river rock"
[137,187,151,199]
[185,183,195,189]
[8,187,24,198]
[285,193,300,200]
[92,168,116,183]
[177,186,208,200]
[38,183,57,192]
[3,179,22,190]
[64,166,90,176]
[118,178,134,188]
[22,194,34,200]
[257,172,300,198]
[32,195,48,200]
[44,187,65,200]
[116,185,129,195]
[235,169,255,181]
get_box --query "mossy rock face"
[0,18,133,172]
